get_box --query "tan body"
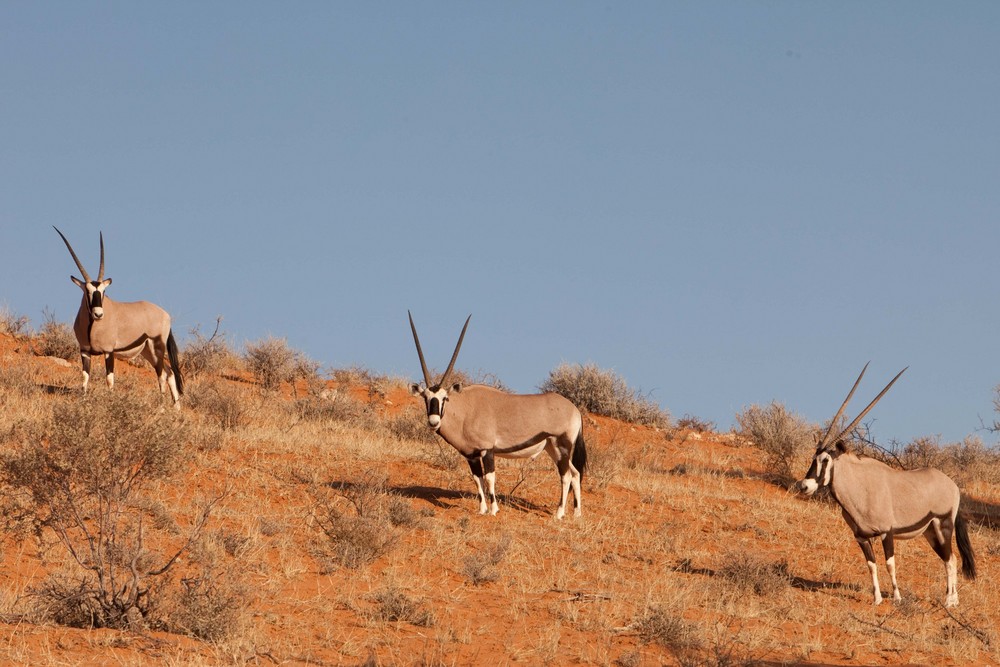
[73,293,181,405]
[56,228,183,408]
[797,364,975,607]
[408,313,587,519]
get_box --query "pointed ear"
[812,431,820,446]
[451,383,463,393]
[101,278,112,288]
[71,276,85,288]
[834,439,850,454]
[409,383,423,396]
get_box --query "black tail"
[167,329,184,396]
[572,430,587,483]
[955,505,976,580]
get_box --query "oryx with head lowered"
[55,228,184,408]
[796,363,976,607]
[408,312,587,519]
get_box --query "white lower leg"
[485,471,498,516]
[867,560,883,605]
[472,476,488,514]
[945,555,959,607]
[886,556,901,601]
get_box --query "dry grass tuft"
[541,362,671,428]
[734,401,816,485]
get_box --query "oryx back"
[407,311,586,519]
[56,228,183,408]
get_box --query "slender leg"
[924,518,959,607]
[858,538,883,605]
[882,534,901,602]
[80,351,91,393]
[482,450,499,516]
[466,455,488,514]
[105,353,115,390]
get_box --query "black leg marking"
[482,449,495,474]
[467,455,484,478]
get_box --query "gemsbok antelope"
[407,312,587,519]
[796,363,976,607]
[54,227,184,408]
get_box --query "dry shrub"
[635,606,702,661]
[35,309,77,360]
[0,360,39,399]
[717,551,791,597]
[368,587,434,627]
[540,363,670,428]
[677,414,715,433]
[0,306,31,339]
[310,473,405,571]
[243,336,320,391]
[291,392,374,426]
[461,534,511,586]
[734,401,816,484]
[167,572,249,641]
[186,380,253,431]
[387,404,439,445]
[0,392,213,630]
[183,317,239,379]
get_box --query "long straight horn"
[408,311,433,388]
[834,367,908,444]
[97,231,105,281]
[439,314,471,388]
[53,226,91,283]
[818,362,869,449]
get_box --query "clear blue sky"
[2,3,998,445]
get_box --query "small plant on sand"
[734,401,816,485]
[183,317,238,379]
[368,587,434,627]
[461,534,511,586]
[309,472,403,571]
[35,308,77,360]
[0,393,215,630]
[0,306,31,339]
[244,335,320,392]
[541,363,671,428]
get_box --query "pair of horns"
[54,227,104,283]
[817,362,908,450]
[408,311,470,389]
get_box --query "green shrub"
[540,363,671,428]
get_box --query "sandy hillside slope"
[0,331,999,666]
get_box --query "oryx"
[407,312,587,519]
[796,363,976,607]
[54,227,184,408]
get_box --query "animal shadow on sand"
[325,479,550,516]
[672,559,861,596]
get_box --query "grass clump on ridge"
[540,362,671,428]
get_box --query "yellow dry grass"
[0,332,998,666]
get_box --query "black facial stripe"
[428,396,441,416]
[90,288,103,309]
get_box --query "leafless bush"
[734,401,816,484]
[0,392,215,630]
[387,404,439,444]
[243,336,320,391]
[0,360,39,398]
[167,572,249,641]
[541,363,671,428]
[183,317,238,379]
[35,308,77,360]
[677,414,715,433]
[368,587,434,627]
[635,606,702,660]
[461,534,511,586]
[718,551,791,597]
[310,473,403,571]
[0,306,31,339]
[185,381,253,431]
